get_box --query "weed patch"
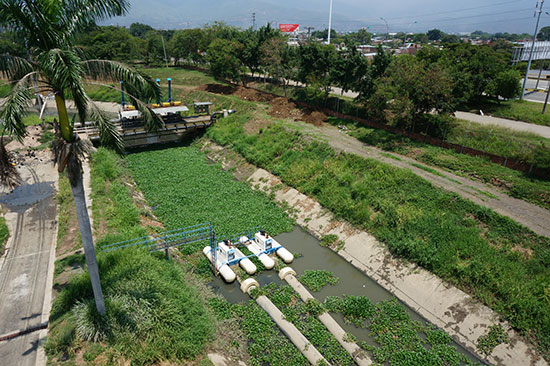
[299,270,340,292]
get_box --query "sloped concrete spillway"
[209,226,485,365]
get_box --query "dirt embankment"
[199,83,329,126]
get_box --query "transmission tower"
[252,12,256,30]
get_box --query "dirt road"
[0,150,58,366]
[289,120,550,238]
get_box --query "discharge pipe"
[240,278,328,366]
[279,267,372,366]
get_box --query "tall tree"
[537,26,550,41]
[0,0,161,315]
[427,29,444,41]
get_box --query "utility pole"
[160,34,168,68]
[252,12,256,30]
[306,26,315,39]
[327,0,333,44]
[521,0,545,100]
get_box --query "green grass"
[0,216,9,254]
[140,67,218,87]
[329,117,550,209]
[0,81,12,98]
[207,113,550,360]
[478,99,550,127]
[450,119,550,166]
[125,145,294,240]
[48,249,215,365]
[91,147,149,246]
[56,174,72,247]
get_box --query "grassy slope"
[207,112,550,359]
[331,117,550,209]
[481,99,550,127]
[47,148,216,366]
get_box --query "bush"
[50,249,215,364]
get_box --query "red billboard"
[279,24,299,32]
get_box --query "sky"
[109,0,546,34]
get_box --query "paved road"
[455,111,550,138]
[0,151,57,366]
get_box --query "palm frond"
[86,81,164,132]
[0,54,35,81]
[85,98,123,152]
[83,59,161,101]
[60,0,129,42]
[37,48,85,92]
[0,137,21,189]
[0,78,36,141]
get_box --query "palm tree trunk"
[56,94,106,315]
[55,94,73,142]
[71,167,106,315]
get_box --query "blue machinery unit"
[101,223,219,273]
[102,224,293,281]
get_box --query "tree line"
[0,22,523,136]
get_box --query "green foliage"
[320,234,339,247]
[207,38,244,81]
[0,216,8,253]
[328,296,479,366]
[77,26,142,61]
[91,148,148,246]
[427,29,444,41]
[126,145,294,240]
[477,324,509,356]
[538,26,550,41]
[487,69,521,100]
[207,116,550,359]
[299,270,340,292]
[370,55,454,129]
[208,298,309,366]
[263,284,354,365]
[51,249,215,364]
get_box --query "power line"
[387,0,529,20]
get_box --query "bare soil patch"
[243,116,273,135]
[233,86,273,102]
[6,125,43,150]
[199,83,237,95]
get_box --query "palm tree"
[0,0,162,315]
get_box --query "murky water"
[209,226,484,364]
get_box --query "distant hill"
[107,0,370,32]
[105,0,533,34]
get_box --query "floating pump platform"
[203,230,294,283]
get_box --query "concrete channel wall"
[201,141,547,366]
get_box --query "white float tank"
[235,247,257,274]
[241,236,275,269]
[255,231,294,264]
[202,246,236,283]
[276,247,294,264]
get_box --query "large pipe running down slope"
[279,267,372,366]
[239,278,328,366]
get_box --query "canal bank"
[200,139,546,366]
